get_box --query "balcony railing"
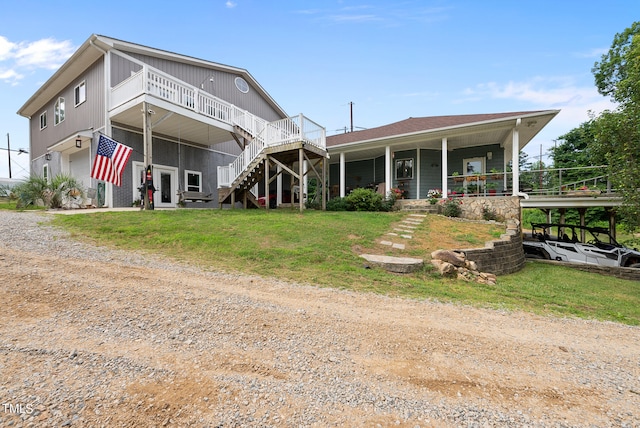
[446,165,616,198]
[110,64,326,189]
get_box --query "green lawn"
[51,209,640,325]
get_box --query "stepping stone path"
[360,214,426,273]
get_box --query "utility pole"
[7,133,11,179]
[349,101,354,133]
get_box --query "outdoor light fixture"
[75,138,82,148]
[45,153,52,161]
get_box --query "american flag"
[90,135,133,187]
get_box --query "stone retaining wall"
[458,196,521,221]
[534,260,640,281]
[456,220,526,275]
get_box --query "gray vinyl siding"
[420,149,442,199]
[393,149,416,199]
[447,144,503,176]
[115,51,284,122]
[110,128,235,207]
[30,58,105,159]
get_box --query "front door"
[132,162,177,208]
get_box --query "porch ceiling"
[109,97,235,148]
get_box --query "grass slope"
[52,209,640,325]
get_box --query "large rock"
[430,259,457,277]
[430,249,466,267]
[360,254,424,273]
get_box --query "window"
[74,81,86,106]
[395,158,414,180]
[43,164,49,183]
[39,111,47,130]
[234,76,249,93]
[185,170,202,192]
[54,97,65,125]
[463,157,485,175]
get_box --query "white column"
[339,152,346,198]
[416,148,421,199]
[512,118,521,195]
[441,137,448,197]
[385,146,391,196]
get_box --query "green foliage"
[12,173,86,209]
[328,188,397,212]
[440,198,462,217]
[345,188,383,211]
[590,22,640,230]
[52,209,640,325]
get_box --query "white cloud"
[0,36,75,85]
[0,36,17,61]
[14,38,75,70]
[225,1,237,8]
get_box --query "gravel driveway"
[1,210,639,427]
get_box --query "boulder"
[430,249,466,267]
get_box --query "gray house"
[326,110,560,200]
[18,34,327,209]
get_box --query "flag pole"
[143,102,154,210]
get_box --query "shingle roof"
[326,111,548,147]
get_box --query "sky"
[0,0,637,179]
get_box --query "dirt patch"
[1,242,639,426]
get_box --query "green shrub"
[12,173,86,209]
[440,198,462,217]
[345,188,383,211]
[326,197,349,211]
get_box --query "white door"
[132,162,177,208]
[155,166,177,208]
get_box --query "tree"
[591,22,640,230]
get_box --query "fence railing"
[110,64,326,189]
[445,165,616,197]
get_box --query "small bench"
[178,191,214,203]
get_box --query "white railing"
[110,64,326,189]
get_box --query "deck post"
[264,158,269,210]
[322,156,327,211]
[299,148,304,212]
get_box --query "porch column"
[416,148,421,199]
[385,146,391,196]
[339,152,346,198]
[441,138,448,197]
[511,118,521,195]
[264,158,269,211]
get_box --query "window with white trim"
[395,158,414,180]
[43,164,49,183]
[74,81,86,106]
[463,157,485,175]
[54,97,65,125]
[185,170,202,192]
[39,111,47,130]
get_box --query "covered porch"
[326,111,560,201]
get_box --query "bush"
[12,174,86,209]
[440,198,462,217]
[344,188,385,211]
[326,188,397,212]
[326,197,349,211]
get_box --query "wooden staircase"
[217,151,266,207]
